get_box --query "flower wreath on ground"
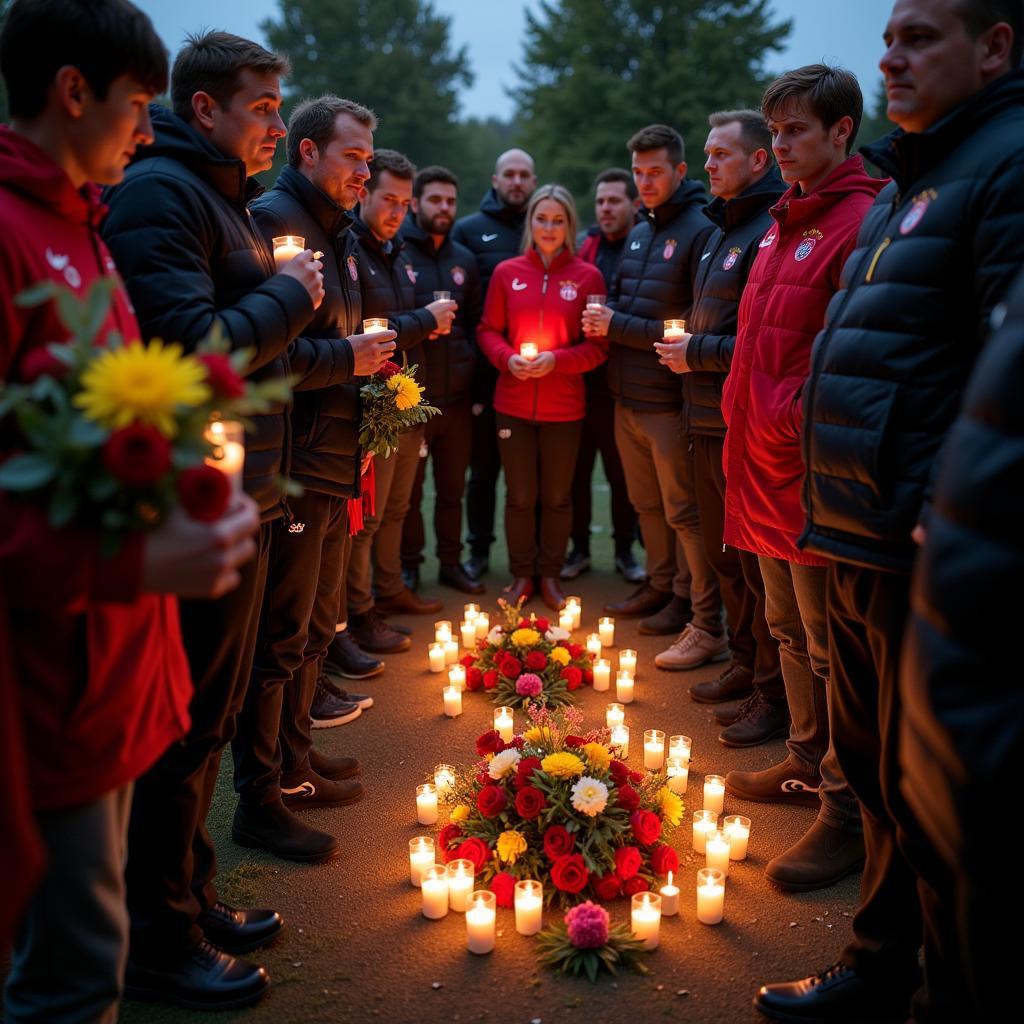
[436,706,684,909]
[465,599,593,708]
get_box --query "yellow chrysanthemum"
[74,339,211,437]
[510,627,541,647]
[658,787,683,826]
[541,752,585,779]
[496,829,527,865]
[450,805,470,823]
[386,372,423,411]
[549,646,571,666]
[582,742,611,773]
[523,726,552,746]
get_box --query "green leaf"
[14,280,60,308]
[0,452,57,490]
[67,416,107,448]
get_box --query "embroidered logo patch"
[723,247,742,270]
[900,189,937,235]
[662,238,677,260]
[559,280,578,302]
[794,228,824,263]
[347,255,358,282]
[288,523,306,534]
[451,265,466,286]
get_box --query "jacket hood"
[771,155,885,229]
[704,166,787,231]
[644,179,707,229]
[271,163,354,239]
[0,125,105,226]
[479,186,528,226]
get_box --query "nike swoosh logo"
[630,240,641,250]
[701,251,711,261]
[781,779,820,794]
[482,233,498,242]
[511,278,527,291]
[759,233,776,249]
[282,781,316,797]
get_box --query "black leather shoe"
[602,582,672,617]
[690,662,755,704]
[232,800,341,863]
[718,691,790,748]
[281,769,364,809]
[348,609,411,654]
[440,563,486,594]
[125,940,270,1011]
[308,747,361,780]
[324,630,385,680]
[198,902,283,955]
[638,594,692,635]
[754,962,888,1022]
[462,553,489,581]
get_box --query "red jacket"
[478,248,607,421]
[722,156,886,564]
[0,126,192,809]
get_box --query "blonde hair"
[520,184,579,256]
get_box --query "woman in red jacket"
[477,184,608,610]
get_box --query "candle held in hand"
[272,235,305,269]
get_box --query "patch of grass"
[216,862,278,907]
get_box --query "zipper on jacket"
[864,237,890,283]
[532,272,549,422]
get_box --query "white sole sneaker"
[311,704,363,729]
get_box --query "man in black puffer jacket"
[585,124,721,657]
[400,165,485,596]
[101,33,323,1010]
[755,3,1024,1022]
[656,110,787,748]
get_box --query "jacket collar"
[352,214,403,262]
[643,179,707,230]
[704,166,786,231]
[401,215,454,258]
[271,164,354,239]
[770,155,882,228]
[525,246,574,274]
[479,186,527,226]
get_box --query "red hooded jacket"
[478,248,607,422]
[722,155,886,564]
[0,126,192,809]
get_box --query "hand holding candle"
[519,341,539,360]
[272,235,305,269]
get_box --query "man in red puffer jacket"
[721,65,885,893]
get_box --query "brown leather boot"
[538,576,566,611]
[602,582,672,617]
[765,819,865,892]
[503,577,534,605]
[374,586,442,615]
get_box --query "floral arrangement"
[0,279,290,544]
[358,359,439,458]
[436,706,683,909]
[466,600,594,708]
[536,901,650,981]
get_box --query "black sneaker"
[461,553,489,581]
[324,631,385,680]
[310,677,363,729]
[614,550,647,584]
[318,673,373,710]
[280,769,364,810]
[559,549,591,580]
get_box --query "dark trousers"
[465,402,502,559]
[569,387,637,556]
[233,492,348,805]
[692,434,783,697]
[402,400,473,569]
[496,413,582,578]
[829,563,968,1022]
[126,523,271,961]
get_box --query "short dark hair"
[955,0,1024,66]
[171,30,289,122]
[366,148,416,192]
[708,109,774,161]
[593,167,638,200]
[414,165,459,199]
[627,124,685,165]
[761,64,863,155]
[286,95,377,168]
[0,0,168,120]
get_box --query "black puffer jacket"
[102,106,313,520]
[606,180,715,412]
[401,218,483,406]
[451,188,526,294]
[799,69,1024,572]
[900,268,1024,869]
[683,169,786,437]
[249,164,363,499]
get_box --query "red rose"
[489,871,516,909]
[614,845,642,880]
[19,344,68,382]
[453,836,490,874]
[609,760,629,786]
[483,670,499,690]
[466,667,484,691]
[593,873,623,901]
[476,771,491,785]
[583,669,593,686]
[177,464,231,522]
[542,824,575,860]
[514,756,542,790]
[517,618,532,629]
[438,823,463,860]
[630,810,662,847]
[563,734,585,748]
[650,844,679,877]
[629,770,645,785]
[623,876,650,896]
[103,423,172,487]
[561,666,583,690]
[550,853,589,894]
[499,654,521,679]
[377,360,401,379]
[514,786,547,820]
[460,653,475,668]
[616,784,640,812]
[525,651,547,671]
[198,353,245,399]
[476,784,507,819]
[568,643,584,659]
[476,730,503,757]
[509,735,525,749]
[534,617,550,632]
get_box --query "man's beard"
[421,213,452,235]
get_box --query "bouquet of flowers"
[0,279,290,545]
[436,706,683,909]
[358,360,439,458]
[467,600,594,708]
[536,901,650,981]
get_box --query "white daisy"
[545,626,570,643]
[570,776,609,817]
[488,747,522,780]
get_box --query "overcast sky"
[138,0,892,121]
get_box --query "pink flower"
[564,900,610,949]
[515,672,543,697]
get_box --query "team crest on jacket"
[794,228,824,262]
[900,188,937,235]
[559,280,578,301]
[405,263,417,283]
[451,265,466,286]
[662,238,677,260]
[346,255,358,282]
[723,247,742,270]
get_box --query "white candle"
[610,724,629,758]
[434,620,453,644]
[428,643,446,673]
[446,859,475,912]
[464,603,480,621]
[204,420,245,492]
[434,764,455,799]
[697,868,725,925]
[593,659,611,692]
[460,621,477,651]
[408,836,435,887]
[643,729,665,772]
[606,702,625,730]
[663,318,687,340]
[416,783,438,825]
[474,612,490,641]
[493,706,514,743]
[586,633,602,659]
[272,234,305,269]
[421,865,449,919]
[619,649,637,676]
[706,829,731,876]
[362,317,389,335]
[514,879,543,936]
[586,293,606,310]
[630,891,662,950]
[466,890,496,954]
[565,597,582,630]
[616,672,634,704]
[443,684,462,718]
[558,610,574,632]
[598,617,615,646]
[519,341,538,361]
[444,639,459,665]
[724,815,751,861]
[692,810,718,854]
[669,735,692,762]
[448,664,466,691]
[666,755,689,794]
[659,871,679,917]
[704,774,725,815]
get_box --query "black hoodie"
[451,187,527,295]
